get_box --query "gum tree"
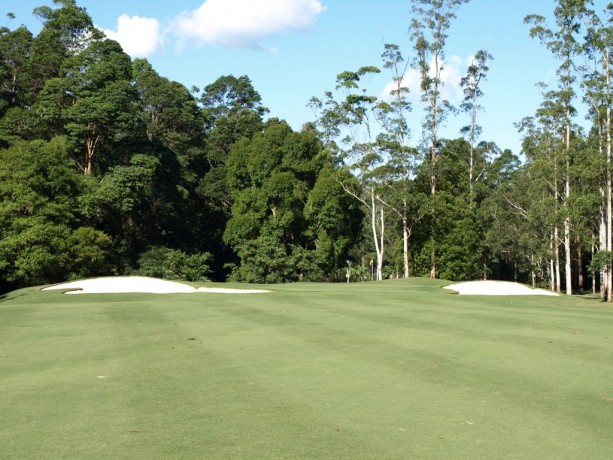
[583,3,613,300]
[310,66,389,280]
[409,0,469,277]
[525,0,594,295]
[374,43,428,279]
[460,49,493,206]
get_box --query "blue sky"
[5,0,609,155]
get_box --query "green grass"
[1,279,613,459]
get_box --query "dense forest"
[0,0,612,300]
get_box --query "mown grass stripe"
[1,280,613,459]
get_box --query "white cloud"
[173,0,326,50]
[381,55,466,105]
[101,14,164,58]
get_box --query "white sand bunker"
[42,276,270,295]
[444,280,559,296]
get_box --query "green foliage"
[65,226,112,279]
[29,0,101,91]
[228,233,313,283]
[135,246,212,281]
[0,222,70,285]
[224,121,358,282]
[589,250,613,274]
[132,59,203,156]
[200,74,268,120]
[0,25,34,115]
[0,138,111,285]
[91,150,195,266]
[437,216,484,281]
[305,167,364,279]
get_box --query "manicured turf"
[1,279,613,459]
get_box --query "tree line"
[0,0,611,300]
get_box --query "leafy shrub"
[136,247,212,281]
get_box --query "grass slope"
[1,280,612,459]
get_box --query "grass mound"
[42,276,271,294]
[1,279,612,459]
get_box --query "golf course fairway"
[1,279,612,459]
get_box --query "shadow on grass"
[0,293,26,303]
[565,293,613,309]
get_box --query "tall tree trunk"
[564,215,572,295]
[469,119,475,206]
[549,232,555,292]
[468,100,478,208]
[607,50,612,302]
[564,126,572,295]
[371,188,384,282]
[429,56,439,197]
[403,217,410,278]
[430,251,436,279]
[577,244,584,294]
[483,254,488,280]
[428,51,441,279]
[379,206,385,281]
[84,134,99,175]
[555,226,562,293]
[592,241,597,295]
[600,208,607,299]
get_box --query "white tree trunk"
[371,188,384,282]
[592,241,597,295]
[600,208,607,299]
[469,103,477,207]
[378,206,385,281]
[428,50,441,278]
[606,51,612,302]
[564,217,572,295]
[564,116,572,296]
[555,226,561,293]
[549,258,555,292]
[403,218,409,278]
[549,232,555,292]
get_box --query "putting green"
[1,280,612,459]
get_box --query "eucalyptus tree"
[525,0,594,295]
[410,0,468,196]
[582,4,613,300]
[373,43,428,279]
[310,66,389,280]
[483,161,555,287]
[568,136,601,293]
[409,0,469,278]
[517,97,567,292]
[460,49,493,206]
